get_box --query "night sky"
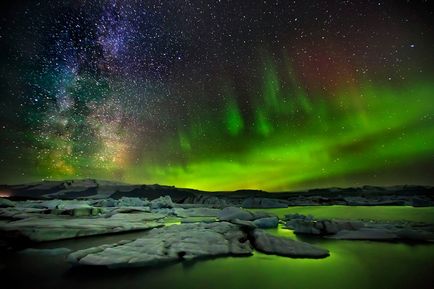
[0,0,433,191]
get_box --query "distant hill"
[0,179,433,207]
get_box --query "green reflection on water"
[142,241,434,289]
[251,205,434,222]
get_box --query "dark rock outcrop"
[252,217,279,228]
[67,222,253,268]
[251,229,329,258]
[0,211,164,242]
[285,214,434,242]
[19,248,72,255]
[285,214,364,235]
[150,196,174,209]
[241,198,288,208]
[217,207,274,221]
[0,198,15,208]
[328,229,398,240]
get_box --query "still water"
[1,206,433,289]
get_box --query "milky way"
[0,0,433,190]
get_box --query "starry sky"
[0,0,433,191]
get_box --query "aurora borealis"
[0,0,433,191]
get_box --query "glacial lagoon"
[1,206,433,289]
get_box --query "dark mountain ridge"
[1,179,433,207]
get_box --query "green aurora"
[129,73,434,191]
[8,55,432,191]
